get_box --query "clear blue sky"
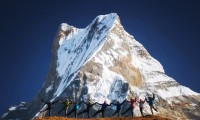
[0,0,200,115]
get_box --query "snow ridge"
[54,13,118,97]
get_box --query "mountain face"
[2,13,200,120]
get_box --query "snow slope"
[54,13,117,98]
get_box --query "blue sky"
[0,0,200,114]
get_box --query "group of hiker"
[40,93,158,118]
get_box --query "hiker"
[57,99,73,116]
[110,100,126,117]
[138,99,145,116]
[67,101,82,118]
[40,99,58,117]
[77,100,96,118]
[145,93,158,115]
[92,101,111,118]
[121,97,137,117]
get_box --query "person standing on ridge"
[110,100,126,117]
[67,101,82,118]
[145,93,158,115]
[138,99,145,116]
[57,99,73,117]
[121,97,137,117]
[40,99,59,117]
[77,100,96,118]
[92,101,111,118]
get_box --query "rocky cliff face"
[2,13,200,120]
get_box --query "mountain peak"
[96,13,118,22]
[2,13,200,120]
[96,13,120,25]
[58,13,119,46]
[87,13,119,30]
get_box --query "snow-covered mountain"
[2,13,200,120]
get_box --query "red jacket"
[130,98,137,108]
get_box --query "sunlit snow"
[9,106,17,111]
[54,13,117,97]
